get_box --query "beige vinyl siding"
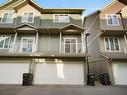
[38,33,81,53]
[121,6,127,30]
[84,13,109,79]
[40,14,82,28]
[84,13,101,60]
[38,34,60,53]
[100,36,126,53]
[100,1,125,30]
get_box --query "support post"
[124,34,127,53]
[81,32,84,53]
[35,31,39,52]
[59,32,62,53]
[12,31,17,53]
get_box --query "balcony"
[60,43,84,54]
[9,42,36,53]
[0,37,87,59]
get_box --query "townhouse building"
[84,0,127,85]
[0,0,87,85]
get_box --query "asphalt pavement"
[0,85,127,95]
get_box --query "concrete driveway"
[0,85,127,95]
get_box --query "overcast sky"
[0,0,112,15]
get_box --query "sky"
[0,0,112,15]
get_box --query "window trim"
[53,14,70,23]
[106,14,119,26]
[1,12,14,23]
[20,37,35,53]
[21,12,34,23]
[63,37,77,53]
[104,37,121,52]
[0,35,14,49]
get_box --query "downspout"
[117,11,127,53]
[117,10,126,30]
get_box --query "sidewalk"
[0,85,127,95]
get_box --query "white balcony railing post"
[124,35,127,53]
[81,32,85,53]
[11,32,17,53]
[59,32,62,53]
[60,43,82,54]
[35,31,39,52]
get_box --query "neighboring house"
[84,0,127,85]
[0,0,87,85]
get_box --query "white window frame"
[63,38,77,53]
[104,37,121,52]
[1,12,14,23]
[21,12,34,23]
[0,35,14,49]
[20,37,35,53]
[53,14,70,23]
[106,14,119,26]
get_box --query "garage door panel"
[113,62,127,85]
[35,63,84,85]
[0,63,29,84]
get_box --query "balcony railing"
[124,47,127,54]
[7,42,84,54]
[9,42,36,53]
[60,43,84,54]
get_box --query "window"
[106,14,119,26]
[53,14,70,22]
[63,38,77,53]
[22,12,34,23]
[104,37,120,51]
[21,37,35,53]
[1,12,13,23]
[0,35,14,49]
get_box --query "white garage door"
[0,62,29,84]
[113,62,127,85]
[34,62,84,85]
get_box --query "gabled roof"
[0,0,17,10]
[13,0,42,12]
[100,0,118,12]
[0,0,84,14]
[101,0,127,12]
[59,24,84,32]
[13,23,37,30]
[85,0,127,18]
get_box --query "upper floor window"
[1,12,13,23]
[22,12,34,23]
[21,37,35,53]
[63,38,77,53]
[0,35,14,49]
[104,37,120,51]
[106,14,119,26]
[53,14,70,22]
